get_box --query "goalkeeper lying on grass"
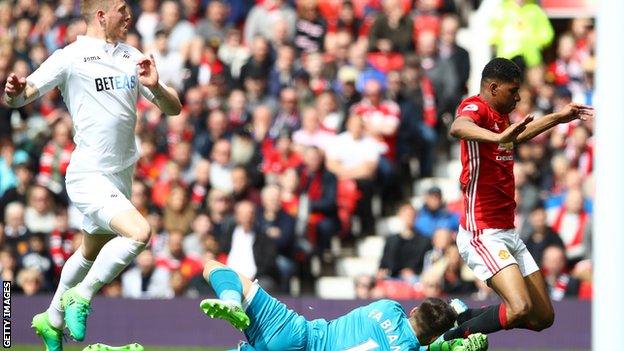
[199,259,488,351]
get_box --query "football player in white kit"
[3,1,182,350]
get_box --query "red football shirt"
[456,95,516,231]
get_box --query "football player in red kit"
[438,58,593,342]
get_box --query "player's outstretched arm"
[449,116,531,144]
[137,54,182,116]
[3,73,40,108]
[515,103,594,143]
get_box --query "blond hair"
[80,0,114,22]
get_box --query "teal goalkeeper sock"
[207,267,243,305]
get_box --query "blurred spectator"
[159,0,195,52]
[225,89,250,131]
[297,146,340,253]
[292,106,333,151]
[196,0,233,47]
[547,189,591,264]
[151,28,184,92]
[0,139,30,197]
[206,188,235,242]
[151,161,184,208]
[523,205,565,265]
[244,0,296,45]
[218,29,250,81]
[422,228,453,272]
[355,274,381,299]
[209,139,234,192]
[414,186,459,238]
[542,245,580,301]
[231,166,261,205]
[326,114,380,235]
[101,278,123,298]
[122,250,173,299]
[136,135,169,186]
[194,109,232,159]
[188,158,211,209]
[49,208,78,280]
[0,247,18,285]
[267,45,299,97]
[135,0,159,45]
[270,88,301,138]
[24,185,55,234]
[163,186,196,234]
[316,91,346,134]
[0,156,33,222]
[220,201,278,291]
[171,140,199,184]
[368,0,413,53]
[156,230,203,280]
[417,30,460,118]
[240,36,273,86]
[278,168,300,217]
[17,268,45,296]
[3,202,31,255]
[351,79,400,161]
[294,0,326,54]
[183,212,214,258]
[424,245,476,295]
[257,185,296,292]
[20,232,53,289]
[170,269,189,297]
[490,0,554,68]
[378,203,431,283]
[37,119,74,196]
[438,14,470,95]
[131,180,151,216]
[261,130,303,181]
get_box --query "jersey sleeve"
[27,49,68,96]
[456,100,486,126]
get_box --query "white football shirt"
[27,35,157,173]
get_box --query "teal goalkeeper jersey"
[310,299,421,351]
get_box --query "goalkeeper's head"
[409,298,457,345]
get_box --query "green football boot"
[61,287,91,341]
[429,333,488,351]
[82,343,145,351]
[200,298,251,330]
[32,312,63,351]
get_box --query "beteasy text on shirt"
[95,75,137,92]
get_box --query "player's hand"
[497,114,534,144]
[556,103,594,123]
[4,73,27,98]
[137,54,159,88]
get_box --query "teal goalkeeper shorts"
[243,286,327,350]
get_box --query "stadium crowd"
[0,0,594,301]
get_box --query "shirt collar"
[77,35,119,53]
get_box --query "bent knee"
[124,218,152,244]
[506,300,532,325]
[528,310,555,331]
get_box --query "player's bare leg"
[522,271,555,331]
[443,264,532,340]
[200,260,252,330]
[62,209,151,340]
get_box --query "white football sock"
[47,251,93,329]
[75,236,145,301]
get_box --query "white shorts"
[456,226,539,281]
[65,165,135,234]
